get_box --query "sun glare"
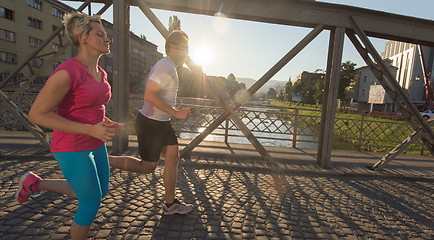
[192,45,213,67]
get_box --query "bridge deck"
[1,131,432,179]
[0,131,433,239]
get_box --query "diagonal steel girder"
[370,119,434,171]
[1,0,91,90]
[208,81,274,161]
[136,0,277,160]
[8,2,112,100]
[0,0,112,99]
[181,25,324,156]
[0,1,112,149]
[130,0,434,47]
[346,16,434,155]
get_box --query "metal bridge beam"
[136,1,276,161]
[181,25,324,157]
[317,27,345,169]
[66,0,434,45]
[0,1,111,149]
[7,0,434,168]
[347,17,434,155]
[111,0,131,153]
[128,0,434,47]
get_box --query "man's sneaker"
[15,171,42,203]
[163,199,193,215]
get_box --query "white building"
[352,41,434,113]
[353,59,398,112]
[382,41,434,109]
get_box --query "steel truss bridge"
[1,0,433,170]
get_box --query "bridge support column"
[317,27,345,169]
[112,0,130,153]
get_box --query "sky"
[63,0,433,82]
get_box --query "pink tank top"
[50,58,111,152]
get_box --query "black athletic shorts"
[135,113,178,162]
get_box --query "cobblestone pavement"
[0,158,433,240]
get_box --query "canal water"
[178,103,319,149]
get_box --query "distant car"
[420,109,434,120]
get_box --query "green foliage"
[168,15,181,32]
[267,88,277,99]
[339,61,357,104]
[282,61,356,105]
[270,100,425,154]
[284,80,292,101]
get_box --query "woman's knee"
[101,184,109,198]
[74,195,102,226]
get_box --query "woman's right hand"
[87,122,117,142]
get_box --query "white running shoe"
[163,199,193,215]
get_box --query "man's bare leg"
[161,145,179,204]
[109,155,157,174]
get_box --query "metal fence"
[0,93,428,153]
[129,96,426,153]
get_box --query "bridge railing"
[127,96,426,153]
[0,93,427,153]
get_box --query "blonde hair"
[62,12,102,47]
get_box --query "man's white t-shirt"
[139,56,179,121]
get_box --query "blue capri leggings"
[52,143,110,226]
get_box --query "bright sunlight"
[191,45,213,67]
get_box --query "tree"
[339,61,357,105]
[291,72,324,104]
[284,79,293,101]
[267,88,277,99]
[169,15,181,33]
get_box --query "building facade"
[353,60,397,112]
[100,20,163,93]
[352,40,434,113]
[382,40,434,110]
[0,0,163,93]
[0,0,74,89]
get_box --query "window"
[0,7,14,20]
[0,29,15,42]
[31,58,44,67]
[28,17,42,29]
[0,72,19,84]
[361,89,366,97]
[363,76,367,83]
[0,72,7,82]
[52,7,64,18]
[29,37,43,47]
[31,76,47,86]
[27,0,42,10]
[132,47,140,54]
[53,43,59,52]
[0,51,16,64]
